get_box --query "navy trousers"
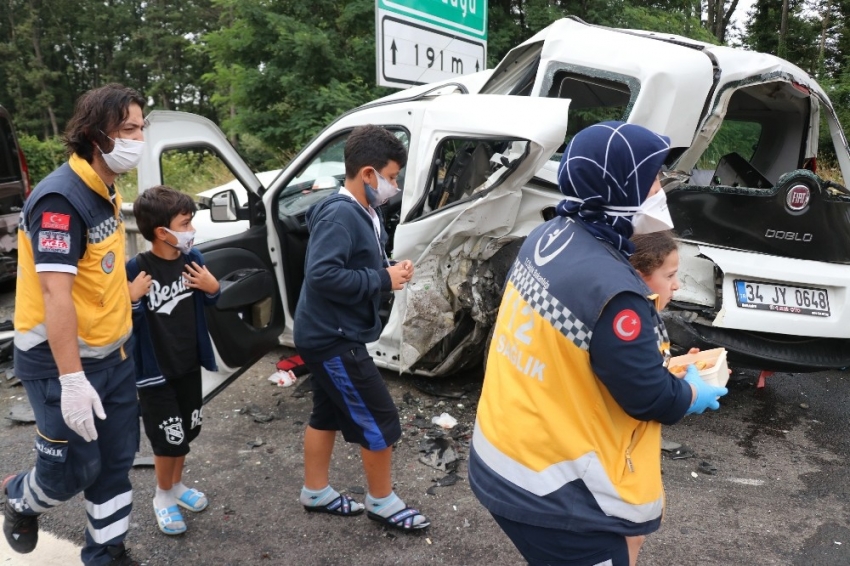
[5,358,139,566]
[492,513,630,566]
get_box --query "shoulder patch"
[38,231,71,254]
[613,309,641,341]
[42,212,70,231]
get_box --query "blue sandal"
[153,502,186,535]
[176,488,208,512]
[367,507,430,532]
[303,494,364,517]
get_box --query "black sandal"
[367,507,430,532]
[303,494,364,516]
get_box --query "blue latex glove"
[684,364,728,415]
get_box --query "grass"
[817,162,845,187]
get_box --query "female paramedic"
[468,121,728,566]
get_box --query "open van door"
[137,110,285,402]
[374,95,572,374]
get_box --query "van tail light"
[18,146,32,199]
[791,82,811,96]
[803,157,817,173]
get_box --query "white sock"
[154,486,176,511]
[171,482,190,499]
[300,485,338,507]
[170,481,208,511]
[365,491,427,527]
[300,485,364,512]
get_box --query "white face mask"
[99,134,144,174]
[163,227,196,254]
[364,169,399,207]
[632,189,675,234]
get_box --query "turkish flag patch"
[42,212,70,231]
[613,309,641,341]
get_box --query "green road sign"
[378,0,487,39]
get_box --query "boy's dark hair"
[344,125,407,179]
[630,231,678,276]
[64,83,146,162]
[133,185,197,242]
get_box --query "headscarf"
[555,121,670,257]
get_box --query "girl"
[630,230,680,312]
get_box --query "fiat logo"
[786,184,810,212]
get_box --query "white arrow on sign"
[380,15,485,88]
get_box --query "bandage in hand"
[684,364,728,415]
[59,371,106,442]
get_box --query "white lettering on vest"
[496,332,546,381]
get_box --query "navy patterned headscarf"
[555,121,670,257]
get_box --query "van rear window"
[0,117,21,183]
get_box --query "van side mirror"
[210,189,239,222]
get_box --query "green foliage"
[18,134,233,202]
[0,0,220,139]
[202,0,392,162]
[617,3,717,43]
[817,69,850,165]
[118,151,235,203]
[696,120,762,171]
[17,134,65,184]
[0,0,846,178]
[744,0,821,75]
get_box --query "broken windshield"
[408,137,530,220]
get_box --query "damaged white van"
[137,17,850,398]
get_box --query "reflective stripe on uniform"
[14,155,132,363]
[86,515,130,544]
[22,468,63,513]
[85,490,132,520]
[472,422,663,524]
[15,325,131,358]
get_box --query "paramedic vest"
[469,215,670,536]
[14,155,132,363]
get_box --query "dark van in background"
[0,105,30,284]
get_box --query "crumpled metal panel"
[400,188,523,372]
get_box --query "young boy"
[127,185,220,535]
[293,125,430,532]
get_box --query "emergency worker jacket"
[14,155,132,365]
[469,216,680,536]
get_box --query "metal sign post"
[376,0,488,89]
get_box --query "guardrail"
[122,203,149,257]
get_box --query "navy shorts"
[305,346,401,451]
[138,369,203,457]
[492,513,630,566]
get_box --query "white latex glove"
[59,371,106,442]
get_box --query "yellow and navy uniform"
[14,154,131,378]
[469,216,692,536]
[5,153,139,564]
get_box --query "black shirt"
[136,251,198,378]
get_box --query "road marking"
[727,478,765,486]
[1,530,80,565]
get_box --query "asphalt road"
[2,285,850,566]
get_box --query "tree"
[203,0,394,166]
[705,0,740,43]
[743,0,821,75]
[0,0,219,140]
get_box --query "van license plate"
[734,280,830,317]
